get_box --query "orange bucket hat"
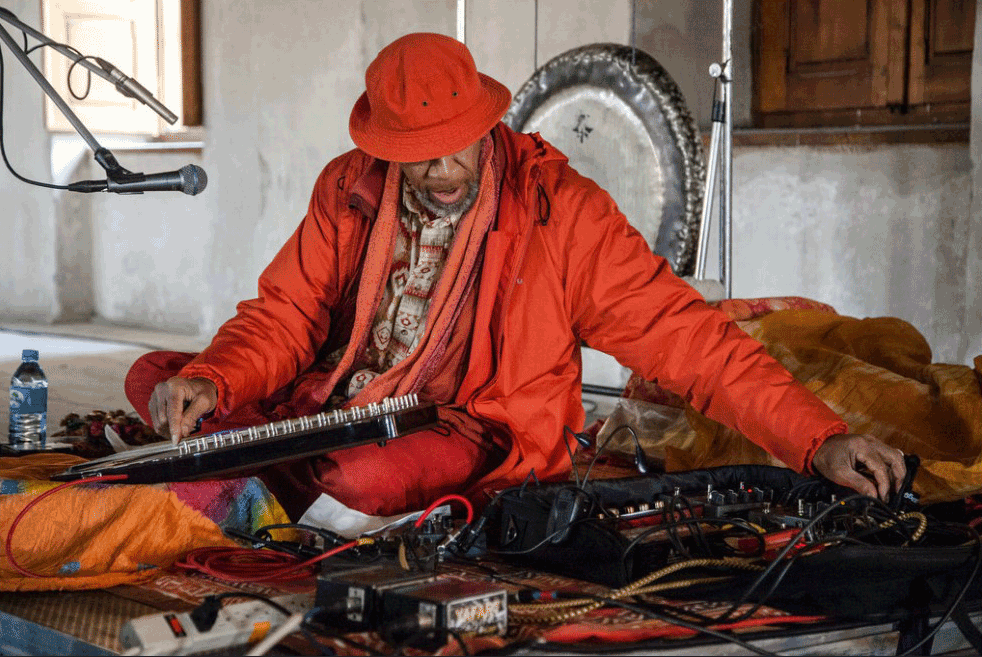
[349,33,511,163]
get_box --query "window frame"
[41,0,202,138]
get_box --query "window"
[41,0,201,136]
[753,0,974,129]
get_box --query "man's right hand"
[148,376,218,443]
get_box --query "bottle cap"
[21,349,39,361]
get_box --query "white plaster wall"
[86,150,207,334]
[732,144,972,364]
[964,7,982,363]
[468,0,631,94]
[0,0,58,321]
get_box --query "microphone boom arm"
[0,18,133,182]
[0,7,178,125]
[0,7,193,192]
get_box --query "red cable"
[181,493,475,583]
[176,538,365,582]
[667,614,828,638]
[414,493,474,528]
[4,474,129,578]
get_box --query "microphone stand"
[693,0,734,299]
[0,7,177,186]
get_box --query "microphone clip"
[80,147,146,195]
[94,147,140,183]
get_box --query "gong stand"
[694,0,735,299]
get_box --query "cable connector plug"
[436,524,469,560]
[448,509,494,556]
[189,595,222,632]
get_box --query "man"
[126,33,905,521]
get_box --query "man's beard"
[411,179,480,218]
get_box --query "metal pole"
[695,68,723,280]
[456,0,466,44]
[721,0,734,299]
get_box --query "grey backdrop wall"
[0,0,978,367]
[0,0,58,323]
[966,7,982,364]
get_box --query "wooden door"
[754,0,972,128]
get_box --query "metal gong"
[504,43,705,276]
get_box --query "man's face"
[399,137,484,218]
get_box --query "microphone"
[599,424,651,475]
[633,440,651,475]
[68,164,208,195]
[96,59,179,125]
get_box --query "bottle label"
[9,387,47,414]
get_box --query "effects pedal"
[380,579,508,650]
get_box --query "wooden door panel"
[756,0,902,116]
[931,0,975,56]
[791,0,871,68]
[909,0,974,108]
[754,0,971,128]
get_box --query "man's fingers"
[181,394,212,437]
[166,385,191,443]
[831,468,879,500]
[857,444,908,501]
[150,383,170,435]
[856,452,892,501]
[888,448,907,492]
[145,377,218,444]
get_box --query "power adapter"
[313,564,438,632]
[544,487,591,543]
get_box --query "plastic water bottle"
[8,349,47,448]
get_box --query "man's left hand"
[810,433,907,501]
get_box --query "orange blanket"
[0,454,236,591]
[635,307,982,504]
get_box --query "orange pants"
[125,351,502,520]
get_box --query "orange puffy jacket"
[180,124,846,494]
